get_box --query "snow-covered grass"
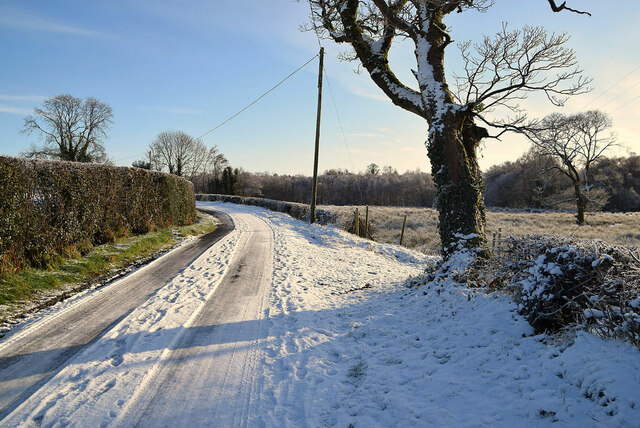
[4,203,638,426]
[250,204,640,426]
[321,205,640,254]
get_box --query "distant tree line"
[191,153,640,213]
[484,150,640,212]
[192,164,436,207]
[23,96,635,213]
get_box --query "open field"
[321,205,640,254]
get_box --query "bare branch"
[308,0,435,117]
[547,0,591,16]
[454,25,591,125]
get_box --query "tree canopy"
[307,0,590,257]
[22,94,113,163]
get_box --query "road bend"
[118,209,274,427]
[0,208,233,420]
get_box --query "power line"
[323,65,366,203]
[586,64,640,108]
[114,153,144,163]
[598,78,640,110]
[309,18,365,202]
[324,68,356,172]
[306,0,358,175]
[196,54,319,140]
[114,54,319,164]
[610,92,640,114]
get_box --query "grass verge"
[0,212,217,322]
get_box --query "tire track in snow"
[0,209,246,426]
[118,210,274,427]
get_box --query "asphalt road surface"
[0,207,234,421]
[118,208,273,426]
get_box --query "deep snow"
[2,202,639,426]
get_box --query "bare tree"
[366,163,381,175]
[207,147,230,184]
[382,165,398,175]
[234,168,264,197]
[190,146,230,193]
[526,110,616,224]
[307,0,589,257]
[22,94,113,163]
[150,130,213,179]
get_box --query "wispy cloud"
[0,94,44,115]
[347,86,390,102]
[0,94,46,102]
[146,106,204,115]
[0,105,33,115]
[0,7,103,37]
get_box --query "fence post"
[399,214,407,246]
[365,205,369,239]
[355,207,360,237]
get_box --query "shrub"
[0,156,196,274]
[484,235,640,346]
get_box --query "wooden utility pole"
[310,47,324,224]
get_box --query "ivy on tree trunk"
[308,0,590,258]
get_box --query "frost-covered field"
[322,205,640,254]
[4,202,639,426]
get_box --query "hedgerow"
[0,156,196,274]
[196,194,336,224]
[481,235,640,346]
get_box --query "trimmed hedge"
[196,194,336,224]
[0,156,196,274]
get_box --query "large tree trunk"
[574,184,586,225]
[428,111,488,256]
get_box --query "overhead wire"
[584,65,640,128]
[114,54,319,164]
[585,63,640,109]
[114,153,146,163]
[322,64,367,203]
[610,93,640,114]
[197,54,319,140]
[307,4,365,202]
[596,78,640,110]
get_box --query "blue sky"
[1,0,639,175]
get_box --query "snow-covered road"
[0,208,233,421]
[120,209,273,426]
[1,202,639,427]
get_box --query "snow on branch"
[308,0,426,117]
